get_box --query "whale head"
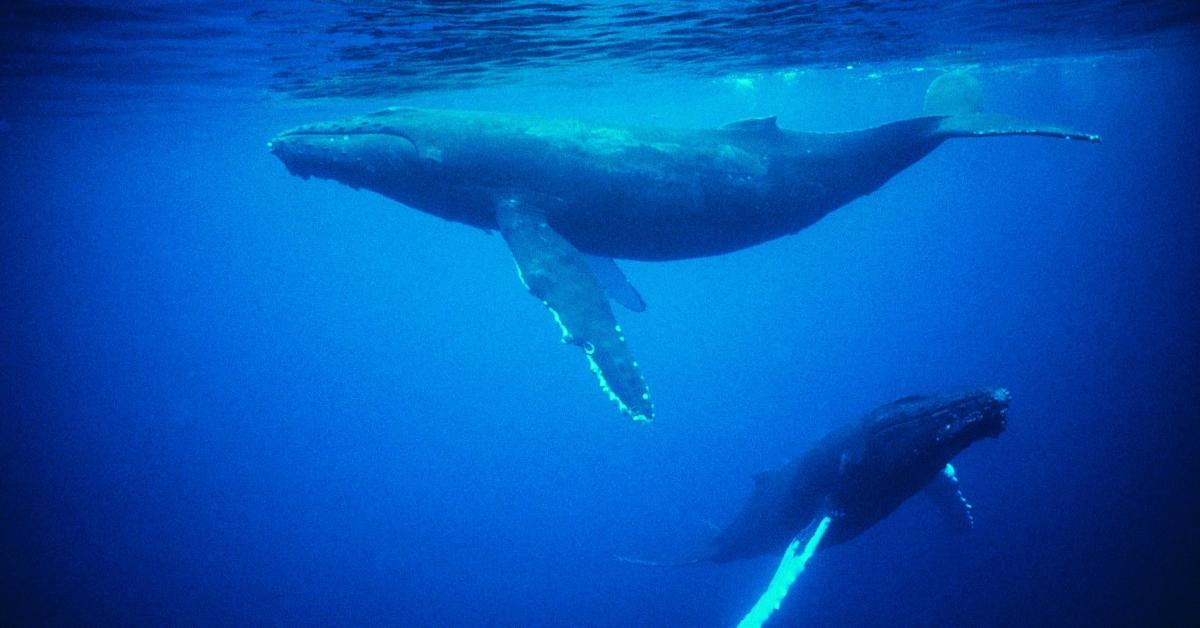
[268,108,438,184]
[855,387,1009,478]
[269,107,519,227]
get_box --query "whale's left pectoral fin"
[738,514,834,628]
[582,254,646,312]
[496,199,654,422]
[924,463,975,532]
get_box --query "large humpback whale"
[625,387,1010,626]
[269,74,1096,422]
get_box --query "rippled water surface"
[3,0,1197,106]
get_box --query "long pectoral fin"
[582,254,646,312]
[924,463,974,532]
[737,514,833,628]
[496,199,653,422]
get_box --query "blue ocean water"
[1,2,1198,626]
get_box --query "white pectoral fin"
[924,463,974,532]
[495,199,653,422]
[737,515,833,628]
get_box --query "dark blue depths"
[1,11,1198,628]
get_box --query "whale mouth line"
[276,129,413,141]
[268,129,421,158]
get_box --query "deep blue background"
[2,45,1198,626]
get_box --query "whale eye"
[838,449,861,472]
[421,145,444,163]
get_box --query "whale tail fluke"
[616,554,705,567]
[936,113,1101,142]
[923,70,985,117]
[924,70,1101,143]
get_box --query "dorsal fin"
[721,116,779,133]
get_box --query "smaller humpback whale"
[623,388,1010,626]
[270,71,1095,422]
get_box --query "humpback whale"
[269,74,1096,422]
[624,387,1010,626]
